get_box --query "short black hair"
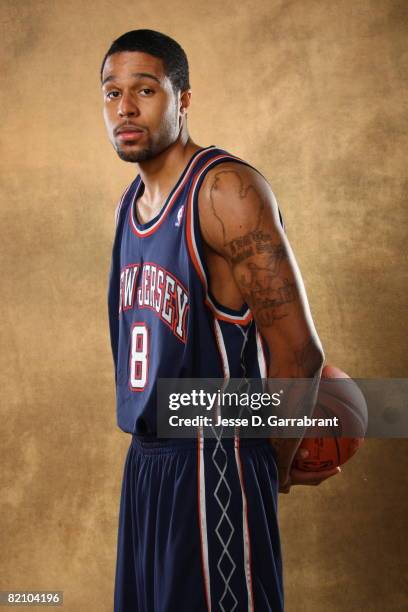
[101,29,190,92]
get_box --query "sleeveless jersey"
[107,146,285,436]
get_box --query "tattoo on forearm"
[293,337,323,376]
[210,169,298,326]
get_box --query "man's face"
[102,51,181,163]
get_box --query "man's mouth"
[115,124,145,142]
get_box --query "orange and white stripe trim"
[197,428,212,611]
[234,437,255,612]
[256,329,268,378]
[114,183,133,228]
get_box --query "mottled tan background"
[1,0,407,610]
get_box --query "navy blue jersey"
[108,146,284,436]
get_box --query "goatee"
[115,146,155,163]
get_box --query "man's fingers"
[279,480,292,494]
[290,466,341,486]
[278,459,341,493]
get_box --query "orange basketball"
[294,364,367,472]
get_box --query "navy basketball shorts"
[114,435,284,612]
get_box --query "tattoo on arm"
[294,337,323,375]
[210,169,298,327]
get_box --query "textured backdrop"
[1,1,407,610]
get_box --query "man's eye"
[140,88,153,96]
[106,91,120,99]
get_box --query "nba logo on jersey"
[175,204,184,227]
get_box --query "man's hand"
[278,448,341,494]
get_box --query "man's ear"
[179,89,192,116]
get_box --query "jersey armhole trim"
[129,146,216,238]
[114,182,134,228]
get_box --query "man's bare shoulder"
[198,160,273,203]
[197,159,282,254]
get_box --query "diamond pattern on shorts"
[211,431,238,612]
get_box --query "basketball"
[294,364,367,472]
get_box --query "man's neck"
[136,134,202,211]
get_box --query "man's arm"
[198,162,338,491]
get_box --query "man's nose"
[117,92,139,117]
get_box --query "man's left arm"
[198,161,340,492]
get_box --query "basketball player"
[103,30,340,612]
